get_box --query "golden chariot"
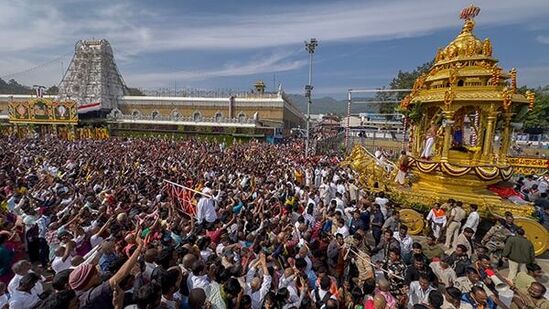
[344,6,548,255]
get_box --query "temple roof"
[400,6,534,111]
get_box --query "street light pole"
[305,38,318,157]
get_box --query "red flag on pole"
[163,181,196,215]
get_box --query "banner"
[162,180,197,215]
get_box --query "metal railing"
[139,88,281,99]
[108,114,257,124]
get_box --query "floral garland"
[409,158,513,180]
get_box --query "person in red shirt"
[205,215,236,245]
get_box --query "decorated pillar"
[441,111,455,162]
[499,113,513,162]
[482,111,497,159]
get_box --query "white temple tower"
[58,39,127,113]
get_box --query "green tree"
[46,85,59,95]
[522,86,549,130]
[0,78,31,94]
[126,87,145,96]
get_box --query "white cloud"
[2,0,549,54]
[126,51,307,87]
[516,65,549,88]
[536,35,549,44]
[2,0,549,87]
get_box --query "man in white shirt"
[335,218,350,238]
[408,274,436,308]
[333,193,345,213]
[319,181,331,206]
[375,193,389,217]
[196,188,217,225]
[348,179,359,203]
[314,168,322,188]
[51,246,72,274]
[9,273,41,309]
[462,204,480,233]
[336,181,346,196]
[245,253,272,309]
[188,260,210,291]
[8,260,43,297]
[393,225,414,264]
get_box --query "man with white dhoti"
[394,150,409,186]
[421,125,437,159]
[427,203,446,240]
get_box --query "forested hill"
[0,78,31,94]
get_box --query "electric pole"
[304,38,318,157]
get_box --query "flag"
[163,181,196,215]
[78,102,101,114]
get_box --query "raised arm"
[109,232,148,288]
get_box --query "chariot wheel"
[514,217,549,256]
[400,209,425,235]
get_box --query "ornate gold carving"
[435,48,444,62]
[412,73,427,96]
[346,5,546,255]
[482,38,492,57]
[466,40,477,56]
[400,95,412,110]
[491,67,502,86]
[444,88,455,109]
[501,87,513,111]
[525,90,536,110]
[510,68,517,92]
[461,19,475,34]
[448,67,459,86]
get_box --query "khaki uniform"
[445,206,466,248]
[482,222,513,259]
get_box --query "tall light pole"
[305,38,318,157]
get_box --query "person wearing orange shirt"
[427,203,447,241]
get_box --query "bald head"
[378,279,390,291]
[188,288,207,309]
[12,260,31,275]
[182,253,197,270]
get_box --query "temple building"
[0,40,305,141]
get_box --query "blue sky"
[1,0,549,98]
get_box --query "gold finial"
[525,90,536,110]
[510,68,517,92]
[460,5,480,34]
[482,38,492,57]
[460,4,480,20]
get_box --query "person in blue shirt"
[295,257,317,290]
[461,286,497,309]
[349,210,366,235]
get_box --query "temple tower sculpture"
[58,39,127,113]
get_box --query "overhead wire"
[0,51,73,80]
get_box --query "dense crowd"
[0,137,547,309]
